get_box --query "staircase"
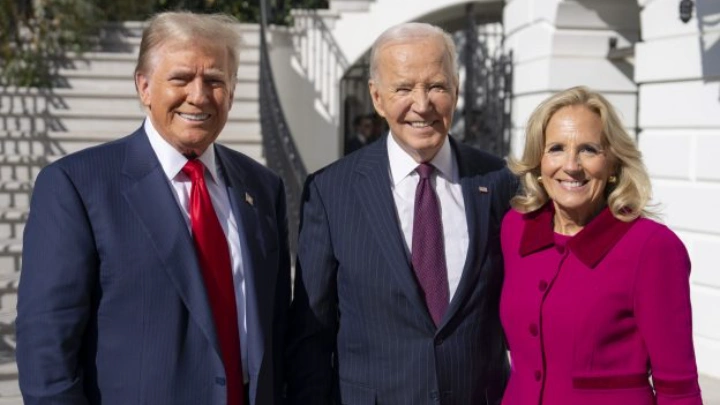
[0,22,263,398]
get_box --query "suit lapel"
[121,130,220,355]
[439,140,491,329]
[354,140,434,327]
[215,146,269,374]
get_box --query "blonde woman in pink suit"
[499,86,702,405]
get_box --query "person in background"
[500,86,702,405]
[344,113,377,155]
[16,11,290,405]
[286,22,517,405]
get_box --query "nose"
[411,89,431,113]
[187,77,210,105]
[562,151,582,172]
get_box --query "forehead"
[376,37,452,77]
[149,39,229,71]
[545,105,604,142]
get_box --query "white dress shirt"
[144,119,249,382]
[387,133,469,301]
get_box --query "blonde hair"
[134,11,242,81]
[509,86,654,222]
[369,22,458,86]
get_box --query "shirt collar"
[519,203,636,269]
[386,131,455,186]
[144,118,220,184]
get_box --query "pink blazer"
[500,204,702,405]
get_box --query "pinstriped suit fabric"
[287,135,518,405]
[17,128,291,405]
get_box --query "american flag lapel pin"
[245,192,254,206]
[478,186,489,194]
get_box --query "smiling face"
[541,105,615,232]
[369,37,458,163]
[135,40,234,156]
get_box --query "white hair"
[369,22,458,84]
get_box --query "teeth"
[409,121,431,128]
[560,180,585,188]
[178,113,210,121]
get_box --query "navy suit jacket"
[16,127,291,405]
[286,135,517,405]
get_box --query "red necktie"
[411,163,449,327]
[182,159,244,405]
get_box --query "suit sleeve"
[633,227,702,405]
[16,164,95,405]
[285,175,338,405]
[487,167,517,404]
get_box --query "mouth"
[557,179,589,190]
[407,120,436,129]
[177,112,211,122]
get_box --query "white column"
[635,0,720,379]
[504,0,639,159]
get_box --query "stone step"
[0,130,261,162]
[0,136,65,157]
[58,46,260,78]
[330,0,375,12]
[0,165,41,183]
[0,239,21,275]
[0,92,259,118]
[56,54,259,81]
[50,76,259,97]
[0,112,260,137]
[83,22,261,54]
[0,155,48,165]
[0,363,19,392]
[0,184,31,212]
[0,210,29,240]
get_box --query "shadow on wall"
[573,0,641,84]
[696,0,720,91]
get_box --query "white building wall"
[504,0,720,379]
[635,0,720,379]
[278,0,720,377]
[504,0,640,159]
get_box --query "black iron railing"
[460,4,513,158]
[258,0,311,257]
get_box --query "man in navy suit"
[286,22,517,405]
[16,12,290,405]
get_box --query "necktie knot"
[182,159,205,181]
[416,163,435,179]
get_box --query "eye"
[579,145,600,155]
[395,87,411,94]
[169,76,188,84]
[206,78,226,87]
[430,84,447,92]
[546,144,563,153]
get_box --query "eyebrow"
[166,67,227,79]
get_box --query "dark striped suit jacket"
[287,135,517,405]
[17,127,291,405]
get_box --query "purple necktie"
[411,163,449,327]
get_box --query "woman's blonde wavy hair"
[509,86,655,222]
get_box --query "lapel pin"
[245,192,254,206]
[478,186,489,193]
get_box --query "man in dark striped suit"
[287,22,517,405]
[17,12,290,405]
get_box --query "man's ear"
[368,79,385,118]
[135,72,151,108]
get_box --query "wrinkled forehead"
[145,38,231,73]
[376,37,456,80]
